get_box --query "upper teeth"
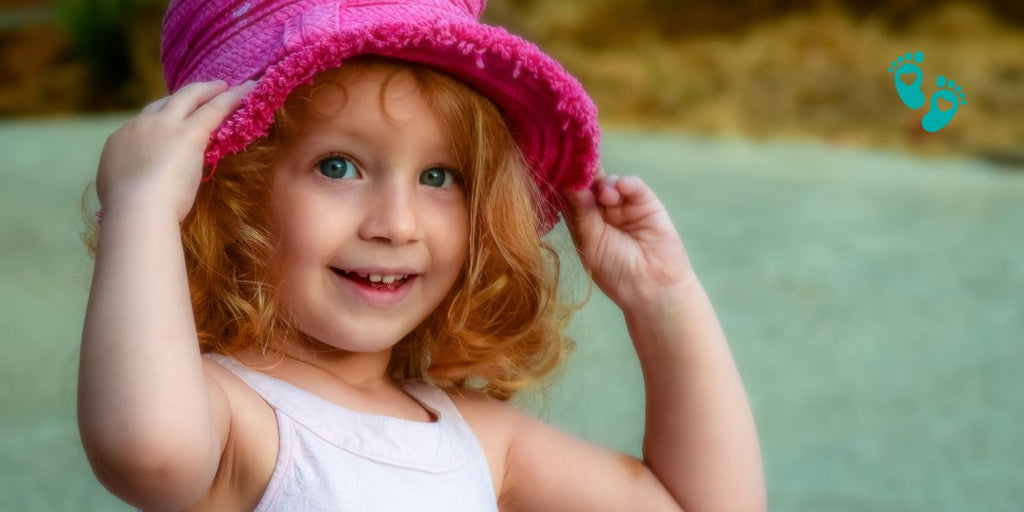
[358,272,407,283]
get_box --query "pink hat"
[161,0,600,233]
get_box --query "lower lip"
[333,271,416,306]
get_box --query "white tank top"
[207,354,500,512]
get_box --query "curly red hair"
[83,56,588,400]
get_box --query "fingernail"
[605,174,619,186]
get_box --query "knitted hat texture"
[162,0,600,232]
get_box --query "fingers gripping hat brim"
[164,1,600,234]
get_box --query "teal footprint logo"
[888,51,965,133]
[888,51,926,109]
[922,75,967,133]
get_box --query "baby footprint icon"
[888,51,926,109]
[922,75,966,133]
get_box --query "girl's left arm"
[495,171,765,512]
[622,272,766,512]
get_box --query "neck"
[244,332,396,390]
[282,346,394,390]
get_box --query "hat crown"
[162,0,487,90]
[327,0,485,18]
[454,0,486,18]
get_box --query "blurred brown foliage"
[485,0,1024,156]
[1,0,1022,156]
[0,0,164,114]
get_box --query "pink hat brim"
[202,19,599,234]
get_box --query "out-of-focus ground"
[2,0,1023,159]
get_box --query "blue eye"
[318,156,358,179]
[420,167,458,188]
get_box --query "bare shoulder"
[446,386,682,512]
[443,387,522,502]
[184,357,279,511]
[443,386,527,444]
[444,386,524,441]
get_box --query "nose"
[357,177,422,245]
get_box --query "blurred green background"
[2,0,1022,510]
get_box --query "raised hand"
[96,80,254,222]
[562,164,696,309]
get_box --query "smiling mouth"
[331,268,415,290]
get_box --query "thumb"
[563,185,604,253]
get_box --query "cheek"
[272,193,327,255]
[446,219,471,275]
[423,202,468,277]
[268,206,326,290]
[271,220,305,271]
[442,203,470,255]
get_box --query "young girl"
[79,1,765,511]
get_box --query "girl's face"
[268,66,469,354]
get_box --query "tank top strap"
[203,353,302,412]
[399,381,477,437]
[400,380,498,497]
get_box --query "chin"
[300,322,412,354]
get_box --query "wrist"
[98,170,199,224]
[622,274,720,365]
[95,194,184,241]
[99,184,187,226]
[621,269,701,320]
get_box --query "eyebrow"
[299,118,454,154]
[294,124,459,167]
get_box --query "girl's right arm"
[77,80,253,511]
